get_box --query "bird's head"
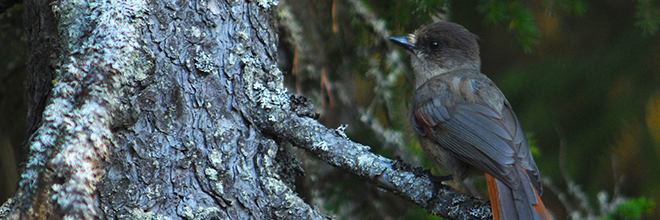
[389,22,481,87]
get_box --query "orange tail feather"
[533,187,550,220]
[485,173,550,220]
[486,173,502,220]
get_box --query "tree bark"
[0,0,493,219]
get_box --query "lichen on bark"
[9,0,148,218]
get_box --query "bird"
[389,21,550,220]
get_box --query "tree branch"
[241,59,492,220]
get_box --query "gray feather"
[411,70,542,192]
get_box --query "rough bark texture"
[0,0,494,219]
[98,0,328,218]
[22,0,58,149]
[2,0,148,219]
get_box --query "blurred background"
[0,3,26,209]
[276,0,659,219]
[2,0,660,219]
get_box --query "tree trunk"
[0,0,491,219]
[97,0,332,218]
[2,0,328,218]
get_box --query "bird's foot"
[425,171,453,199]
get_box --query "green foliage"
[476,0,540,52]
[526,132,541,158]
[601,197,655,220]
[415,0,448,17]
[544,0,587,15]
[635,0,660,35]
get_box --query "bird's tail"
[486,173,550,220]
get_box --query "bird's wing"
[412,75,541,192]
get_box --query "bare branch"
[555,122,595,218]
[242,61,492,220]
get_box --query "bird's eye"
[430,42,439,50]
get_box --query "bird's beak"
[389,36,418,52]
